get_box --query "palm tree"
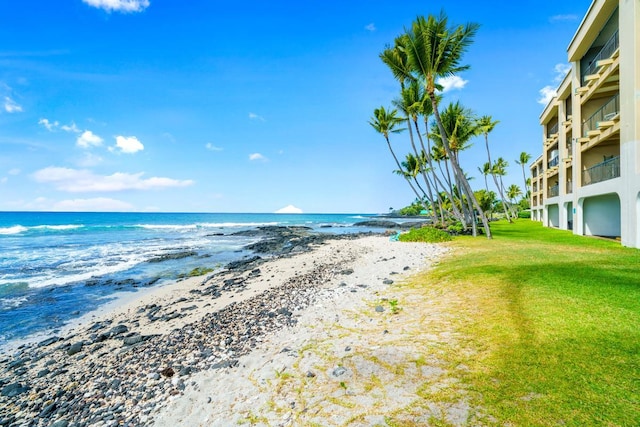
[515,151,532,197]
[370,107,426,210]
[507,184,522,217]
[393,82,438,220]
[402,13,491,238]
[369,107,405,167]
[478,162,491,192]
[429,101,479,234]
[492,157,512,222]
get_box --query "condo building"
[532,0,640,248]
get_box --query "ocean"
[0,211,382,348]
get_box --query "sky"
[0,0,591,214]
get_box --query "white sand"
[148,235,469,426]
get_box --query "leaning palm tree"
[429,101,479,234]
[493,157,512,221]
[515,151,532,196]
[370,107,425,209]
[402,13,491,238]
[507,184,522,218]
[393,82,438,219]
[478,162,491,192]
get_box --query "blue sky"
[0,0,590,213]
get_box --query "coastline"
[0,233,450,426]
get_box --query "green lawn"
[422,220,640,426]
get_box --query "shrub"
[518,210,531,219]
[398,226,453,243]
[446,222,464,234]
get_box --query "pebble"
[0,252,349,426]
[15,229,436,427]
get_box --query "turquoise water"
[0,212,377,347]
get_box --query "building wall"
[535,0,639,248]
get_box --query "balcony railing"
[581,30,619,85]
[582,156,620,186]
[582,94,620,137]
[548,184,559,198]
[566,181,573,194]
[548,156,559,168]
[547,123,559,138]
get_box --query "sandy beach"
[0,234,464,426]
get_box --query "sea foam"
[0,225,28,235]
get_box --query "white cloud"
[4,96,22,113]
[39,118,81,133]
[32,167,194,192]
[0,177,7,184]
[77,130,104,148]
[538,85,557,105]
[52,197,134,212]
[553,63,571,82]
[61,122,80,133]
[550,14,579,23]
[205,143,223,151]
[8,168,20,175]
[114,136,144,153]
[275,205,303,214]
[248,112,265,122]
[365,23,376,32]
[249,153,267,162]
[436,75,468,93]
[39,118,59,131]
[82,0,150,13]
[537,63,570,105]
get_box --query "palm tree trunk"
[492,173,512,223]
[429,93,491,238]
[385,136,429,212]
[485,134,511,223]
[411,119,443,225]
[404,118,436,222]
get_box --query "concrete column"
[619,0,640,247]
[571,61,584,236]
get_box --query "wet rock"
[37,336,61,347]
[354,220,400,228]
[1,382,29,397]
[226,256,262,272]
[108,324,129,337]
[147,251,197,263]
[123,334,143,346]
[67,342,83,356]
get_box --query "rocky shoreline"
[0,223,435,427]
[0,226,400,427]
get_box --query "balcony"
[547,122,559,138]
[548,156,559,168]
[582,156,620,186]
[566,181,573,194]
[548,184,559,198]
[581,94,620,137]
[581,30,619,85]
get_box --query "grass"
[419,219,640,426]
[399,226,453,243]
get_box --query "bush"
[518,210,531,219]
[446,222,464,234]
[398,226,453,243]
